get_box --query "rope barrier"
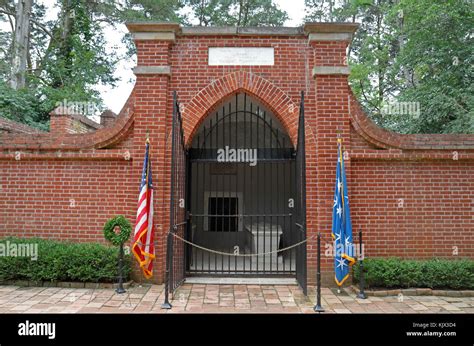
[169,232,317,257]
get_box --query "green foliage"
[2,0,471,134]
[0,0,130,129]
[0,82,48,131]
[0,0,289,129]
[103,215,132,246]
[0,238,131,283]
[32,0,119,116]
[353,258,474,290]
[306,0,473,134]
[389,0,474,134]
[118,0,185,22]
[186,0,288,27]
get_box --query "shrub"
[0,237,131,283]
[353,258,474,290]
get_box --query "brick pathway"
[0,284,473,313]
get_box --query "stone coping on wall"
[50,107,103,130]
[182,26,305,36]
[350,149,474,161]
[0,118,46,135]
[349,285,474,297]
[313,66,351,76]
[349,90,474,151]
[0,149,132,161]
[0,93,135,151]
[132,65,171,75]
[126,21,359,38]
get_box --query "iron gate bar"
[295,91,308,295]
[185,152,192,272]
[251,97,254,274]
[233,94,237,273]
[165,91,188,297]
[243,93,248,272]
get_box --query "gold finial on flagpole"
[336,127,343,143]
[146,130,150,144]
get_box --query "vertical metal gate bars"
[187,92,298,276]
[166,91,187,296]
[295,91,308,294]
[164,91,308,300]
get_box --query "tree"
[391,0,473,133]
[10,0,31,89]
[186,0,288,27]
[305,0,473,134]
[0,0,191,129]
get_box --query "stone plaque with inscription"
[208,47,274,66]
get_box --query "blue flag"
[332,140,356,286]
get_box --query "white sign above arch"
[208,47,274,66]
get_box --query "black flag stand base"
[313,232,325,312]
[161,232,173,309]
[116,243,126,294]
[356,229,367,299]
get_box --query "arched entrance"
[187,92,299,276]
[165,90,307,297]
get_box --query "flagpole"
[357,228,367,299]
[143,133,151,276]
[313,232,324,312]
[337,130,343,294]
[337,129,345,217]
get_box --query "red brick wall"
[0,160,135,241]
[1,25,473,287]
[350,159,474,258]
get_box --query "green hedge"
[353,258,474,290]
[0,237,131,283]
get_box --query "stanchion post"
[161,232,172,309]
[314,232,324,312]
[357,228,367,299]
[115,242,126,294]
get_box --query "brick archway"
[182,71,301,147]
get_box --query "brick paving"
[0,284,473,314]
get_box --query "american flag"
[132,140,155,278]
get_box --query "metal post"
[357,228,367,299]
[115,243,126,294]
[161,231,172,309]
[162,91,178,309]
[314,232,324,312]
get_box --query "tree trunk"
[10,0,32,90]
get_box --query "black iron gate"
[164,91,188,299]
[164,91,307,302]
[295,91,307,294]
[185,92,305,279]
